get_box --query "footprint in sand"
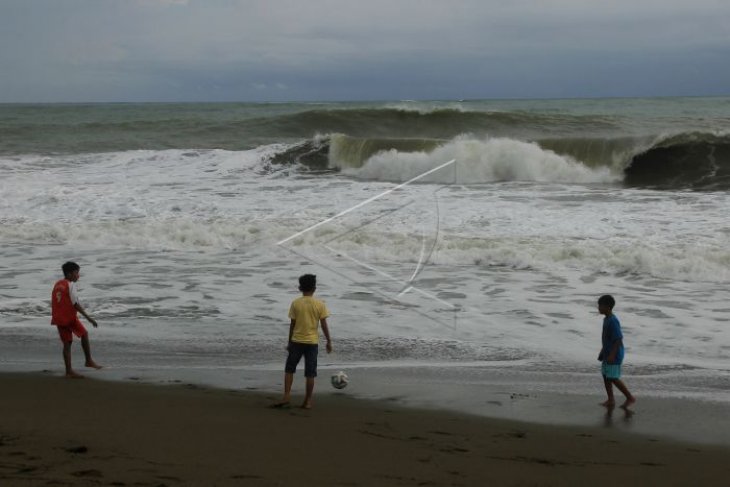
[72,469,104,478]
[64,445,88,454]
[427,430,453,436]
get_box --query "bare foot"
[269,401,290,409]
[85,361,103,370]
[601,400,615,408]
[300,402,312,410]
[65,371,85,379]
[620,397,636,409]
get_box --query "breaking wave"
[336,136,619,184]
[625,132,730,190]
[265,131,730,189]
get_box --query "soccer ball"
[331,371,348,389]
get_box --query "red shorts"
[56,318,87,343]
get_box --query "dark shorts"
[285,342,318,378]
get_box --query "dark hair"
[299,274,316,293]
[62,261,80,278]
[598,294,615,309]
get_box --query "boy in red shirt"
[51,261,101,378]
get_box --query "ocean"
[1,98,729,439]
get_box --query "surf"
[262,131,730,190]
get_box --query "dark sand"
[1,372,728,486]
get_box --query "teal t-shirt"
[601,314,625,364]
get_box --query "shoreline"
[2,371,729,486]
[4,351,728,447]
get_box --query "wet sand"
[1,372,728,486]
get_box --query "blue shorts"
[602,362,622,380]
[285,342,318,378]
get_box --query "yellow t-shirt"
[288,296,330,344]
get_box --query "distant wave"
[254,107,621,139]
[0,106,621,155]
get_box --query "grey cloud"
[0,0,728,101]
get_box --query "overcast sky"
[1,0,729,102]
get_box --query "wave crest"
[625,132,730,189]
[336,136,619,184]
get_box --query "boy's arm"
[606,318,623,363]
[286,319,295,351]
[74,303,98,328]
[321,318,332,353]
[606,339,622,364]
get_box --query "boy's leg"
[613,379,636,408]
[58,326,83,378]
[601,376,615,407]
[273,345,303,407]
[301,344,318,409]
[282,372,294,403]
[62,342,83,378]
[302,377,314,409]
[81,334,102,369]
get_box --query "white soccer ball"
[331,371,348,389]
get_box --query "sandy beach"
[1,372,728,486]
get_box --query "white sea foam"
[1,148,728,283]
[1,146,729,383]
[382,101,470,113]
[339,136,620,184]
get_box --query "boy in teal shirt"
[597,295,635,409]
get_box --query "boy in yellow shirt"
[273,274,332,409]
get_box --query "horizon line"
[1,93,729,106]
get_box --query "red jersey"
[51,279,77,326]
